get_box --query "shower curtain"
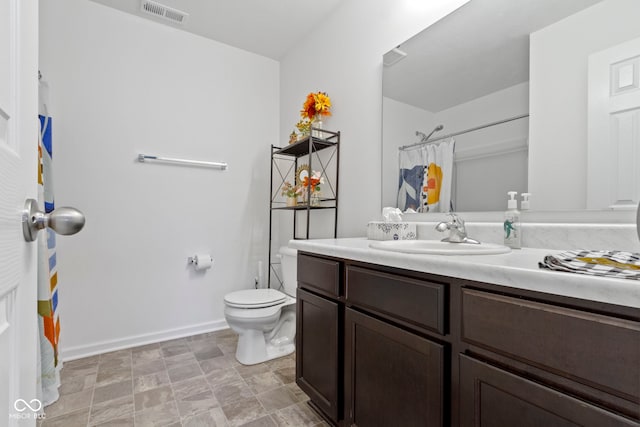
[397,146,424,211]
[37,80,62,406]
[397,138,455,213]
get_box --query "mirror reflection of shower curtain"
[397,138,455,213]
[397,147,424,211]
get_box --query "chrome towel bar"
[137,154,227,170]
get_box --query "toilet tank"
[279,246,298,296]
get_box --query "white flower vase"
[286,197,297,207]
[311,191,321,207]
[312,116,323,138]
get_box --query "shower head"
[418,125,444,143]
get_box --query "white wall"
[40,0,279,358]
[434,82,529,142]
[279,0,470,237]
[529,0,640,210]
[436,82,529,211]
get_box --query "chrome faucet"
[435,213,480,244]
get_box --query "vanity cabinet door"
[296,288,341,424]
[459,355,638,427]
[345,308,444,427]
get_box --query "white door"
[588,37,640,210]
[0,0,39,425]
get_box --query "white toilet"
[224,246,297,365]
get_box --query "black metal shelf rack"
[268,128,340,288]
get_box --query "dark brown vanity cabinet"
[296,252,450,426]
[296,252,640,427]
[296,254,343,424]
[459,355,637,427]
[296,288,341,423]
[344,265,448,426]
[459,288,640,426]
[345,308,444,426]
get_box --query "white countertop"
[288,238,640,309]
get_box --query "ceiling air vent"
[140,0,188,25]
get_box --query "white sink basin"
[369,240,511,255]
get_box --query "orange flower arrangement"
[300,92,332,121]
[302,171,325,193]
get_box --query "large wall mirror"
[382,0,640,216]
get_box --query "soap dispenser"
[521,193,531,210]
[504,191,521,249]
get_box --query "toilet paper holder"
[188,254,213,270]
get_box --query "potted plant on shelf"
[281,181,301,207]
[295,119,312,140]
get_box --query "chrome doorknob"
[22,198,85,242]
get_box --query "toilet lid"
[224,289,287,308]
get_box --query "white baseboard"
[60,319,229,361]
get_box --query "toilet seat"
[224,289,287,309]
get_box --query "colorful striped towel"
[539,250,640,280]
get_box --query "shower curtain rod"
[399,113,529,151]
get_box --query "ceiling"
[89,0,344,60]
[383,0,603,112]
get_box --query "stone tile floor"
[40,329,329,427]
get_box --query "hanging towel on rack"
[420,138,455,213]
[397,147,424,211]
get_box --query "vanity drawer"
[461,288,640,402]
[346,266,446,335]
[297,254,341,298]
